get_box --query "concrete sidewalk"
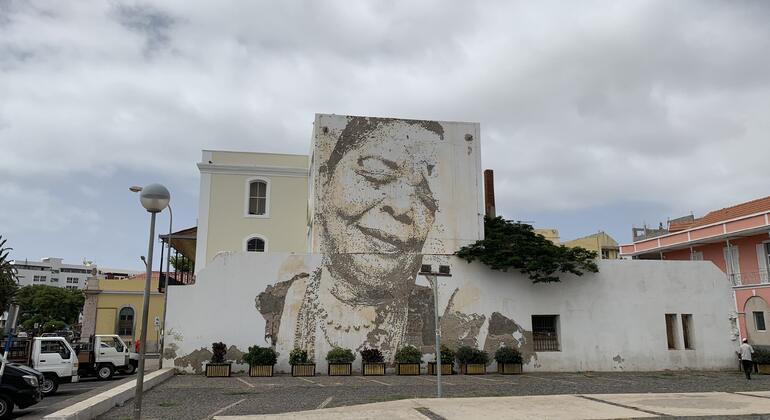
[217,391,770,419]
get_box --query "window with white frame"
[247,180,268,216]
[66,277,79,284]
[246,237,266,252]
[33,275,47,282]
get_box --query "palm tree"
[0,235,19,313]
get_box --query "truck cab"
[6,337,78,397]
[74,335,130,380]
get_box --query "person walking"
[738,338,755,380]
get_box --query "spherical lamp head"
[139,183,170,213]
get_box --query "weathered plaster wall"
[164,255,737,373]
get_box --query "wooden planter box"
[328,363,352,376]
[205,363,231,377]
[362,362,386,376]
[497,362,523,375]
[397,363,421,376]
[757,363,770,374]
[249,365,274,377]
[291,363,316,377]
[427,362,453,375]
[460,363,487,375]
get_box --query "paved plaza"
[97,370,770,419]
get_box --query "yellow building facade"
[562,231,620,259]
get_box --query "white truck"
[6,336,79,397]
[73,335,133,380]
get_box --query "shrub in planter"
[206,342,231,377]
[754,347,770,374]
[327,347,355,376]
[456,346,489,375]
[244,345,278,377]
[495,346,523,374]
[428,345,455,375]
[360,348,386,376]
[290,348,315,377]
[395,345,422,375]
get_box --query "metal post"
[159,206,172,369]
[431,274,442,398]
[134,211,157,420]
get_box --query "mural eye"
[355,169,396,184]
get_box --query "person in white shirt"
[738,338,754,380]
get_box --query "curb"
[43,368,175,420]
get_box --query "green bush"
[494,346,522,364]
[754,347,770,364]
[289,348,311,365]
[434,345,455,365]
[456,346,489,364]
[243,345,278,366]
[395,346,422,364]
[326,347,355,364]
[360,348,384,363]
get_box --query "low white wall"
[164,253,737,373]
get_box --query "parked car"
[0,363,44,419]
[5,336,79,396]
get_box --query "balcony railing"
[728,270,770,286]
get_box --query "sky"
[1,1,770,270]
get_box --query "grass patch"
[382,394,410,401]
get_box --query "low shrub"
[360,348,384,363]
[434,345,455,365]
[289,348,311,365]
[494,346,522,364]
[395,346,422,364]
[243,345,278,366]
[326,347,356,364]
[211,342,227,363]
[754,347,770,364]
[456,346,489,364]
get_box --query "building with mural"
[620,196,770,346]
[163,114,738,374]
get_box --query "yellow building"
[534,228,560,244]
[562,231,620,259]
[81,272,165,352]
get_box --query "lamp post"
[419,265,452,398]
[130,184,170,420]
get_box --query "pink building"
[620,196,770,346]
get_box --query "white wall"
[164,255,737,373]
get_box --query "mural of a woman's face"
[320,120,441,301]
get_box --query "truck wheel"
[97,364,115,380]
[0,394,13,420]
[41,375,59,396]
[122,363,136,375]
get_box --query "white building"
[11,257,97,290]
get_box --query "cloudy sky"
[1,1,769,270]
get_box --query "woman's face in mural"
[322,121,440,297]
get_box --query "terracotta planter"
[757,363,770,374]
[205,363,231,377]
[460,363,487,375]
[497,362,523,375]
[249,365,274,377]
[427,362,453,375]
[328,362,352,376]
[397,363,421,376]
[362,362,386,376]
[291,363,316,377]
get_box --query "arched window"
[117,307,134,336]
[247,237,266,252]
[248,180,268,216]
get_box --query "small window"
[118,307,135,336]
[681,314,694,349]
[532,315,560,351]
[247,238,265,252]
[248,180,267,215]
[665,313,678,349]
[41,340,70,359]
[755,311,766,331]
[420,264,432,273]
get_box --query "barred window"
[532,315,560,351]
[247,237,266,252]
[118,307,135,336]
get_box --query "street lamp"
[419,263,452,398]
[131,183,170,420]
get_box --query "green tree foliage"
[15,285,85,331]
[169,255,193,273]
[0,235,19,313]
[456,216,599,283]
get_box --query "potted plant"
[395,345,422,375]
[456,345,489,375]
[326,347,355,376]
[754,347,770,374]
[427,345,454,375]
[495,346,523,374]
[243,345,278,377]
[205,342,231,377]
[290,348,316,377]
[360,348,386,376]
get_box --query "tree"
[0,235,19,313]
[169,255,192,273]
[456,216,599,283]
[15,285,84,332]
